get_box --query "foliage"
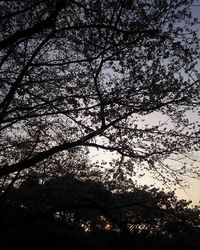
[0,0,200,184]
[0,1,200,248]
[1,174,200,250]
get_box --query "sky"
[178,2,200,204]
[128,1,200,205]
[89,147,200,205]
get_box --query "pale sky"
[88,108,200,205]
[89,147,200,205]
[87,2,200,205]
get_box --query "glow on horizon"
[89,147,200,205]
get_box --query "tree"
[0,0,200,187]
[1,173,200,250]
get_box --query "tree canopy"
[1,173,200,250]
[0,0,200,183]
[1,1,200,249]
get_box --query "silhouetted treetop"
[1,2,200,249]
[1,173,200,249]
[0,0,200,202]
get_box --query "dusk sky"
[88,2,200,205]
[1,1,200,249]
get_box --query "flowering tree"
[0,0,200,186]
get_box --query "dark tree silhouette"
[0,0,199,183]
[0,1,200,249]
[1,174,200,250]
